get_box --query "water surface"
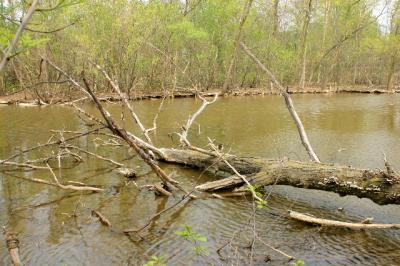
[1,94,400,265]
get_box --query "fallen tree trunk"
[159,148,400,205]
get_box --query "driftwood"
[289,210,400,229]
[158,148,400,205]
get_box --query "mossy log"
[159,148,400,205]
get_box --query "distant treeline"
[1,0,399,97]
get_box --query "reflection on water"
[1,94,400,265]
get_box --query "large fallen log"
[159,148,400,205]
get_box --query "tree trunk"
[299,0,313,90]
[386,54,397,92]
[317,0,330,84]
[222,0,254,93]
[272,0,280,37]
[159,148,400,205]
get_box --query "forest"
[1,0,399,100]
[1,0,400,265]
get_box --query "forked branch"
[178,93,218,149]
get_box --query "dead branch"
[46,163,104,192]
[179,93,218,147]
[46,61,166,159]
[42,57,91,98]
[239,42,320,163]
[254,235,295,261]
[289,210,400,229]
[1,161,48,170]
[91,210,111,227]
[196,175,244,191]
[64,144,124,167]
[1,126,105,164]
[145,96,166,135]
[91,62,153,144]
[124,191,194,234]
[208,138,264,203]
[23,149,82,166]
[383,152,397,178]
[79,74,194,196]
[69,103,106,126]
[154,183,173,196]
[2,227,22,266]
[0,0,39,72]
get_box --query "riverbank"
[0,85,398,106]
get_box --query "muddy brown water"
[1,94,400,265]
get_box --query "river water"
[1,94,400,265]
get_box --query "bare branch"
[179,93,218,147]
[145,96,166,135]
[64,144,124,167]
[43,57,91,98]
[0,161,48,170]
[91,62,153,144]
[208,137,264,203]
[239,42,320,163]
[79,73,191,195]
[289,210,400,229]
[46,163,104,192]
[0,127,105,164]
[92,210,111,227]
